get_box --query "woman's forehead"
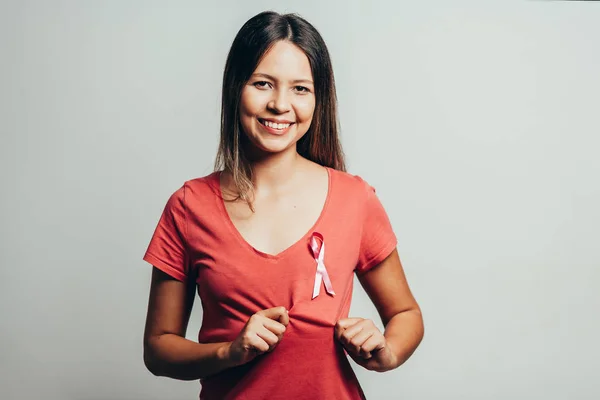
[253,41,313,82]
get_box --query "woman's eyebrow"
[251,72,313,85]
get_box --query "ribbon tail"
[312,272,323,299]
[320,262,336,296]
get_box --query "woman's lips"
[258,118,294,135]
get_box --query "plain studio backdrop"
[1,1,599,399]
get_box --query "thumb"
[336,317,362,330]
[257,306,289,326]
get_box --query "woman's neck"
[249,149,306,195]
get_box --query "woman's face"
[239,40,316,156]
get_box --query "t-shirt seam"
[357,175,368,261]
[182,181,193,278]
[144,251,186,281]
[355,236,397,276]
[182,182,189,251]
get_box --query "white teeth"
[262,120,291,130]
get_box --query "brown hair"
[214,11,346,207]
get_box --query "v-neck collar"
[211,167,332,261]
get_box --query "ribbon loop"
[309,232,335,299]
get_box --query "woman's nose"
[267,90,291,114]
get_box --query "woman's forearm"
[383,309,424,370]
[144,334,236,380]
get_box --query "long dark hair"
[214,11,345,206]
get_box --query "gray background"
[1,1,599,399]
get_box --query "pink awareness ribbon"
[309,232,335,299]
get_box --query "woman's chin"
[259,142,296,155]
[245,134,297,154]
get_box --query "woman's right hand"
[225,306,290,366]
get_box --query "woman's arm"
[143,267,236,380]
[357,248,424,369]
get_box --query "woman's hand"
[334,317,398,372]
[225,306,289,366]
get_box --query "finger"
[336,317,363,330]
[261,318,287,338]
[338,326,364,356]
[359,333,386,359]
[340,319,370,345]
[362,334,385,355]
[277,308,290,326]
[335,318,362,341]
[247,334,270,354]
[257,306,289,326]
[349,329,375,356]
[256,329,280,351]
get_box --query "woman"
[143,10,424,400]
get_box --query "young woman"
[143,11,424,400]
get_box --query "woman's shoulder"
[162,171,221,207]
[328,167,374,195]
[183,170,220,190]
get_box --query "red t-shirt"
[143,167,397,399]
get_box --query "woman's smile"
[258,118,295,135]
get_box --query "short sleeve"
[143,184,188,281]
[354,178,398,276]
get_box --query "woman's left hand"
[334,317,398,372]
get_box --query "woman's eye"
[295,86,310,93]
[254,81,271,89]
